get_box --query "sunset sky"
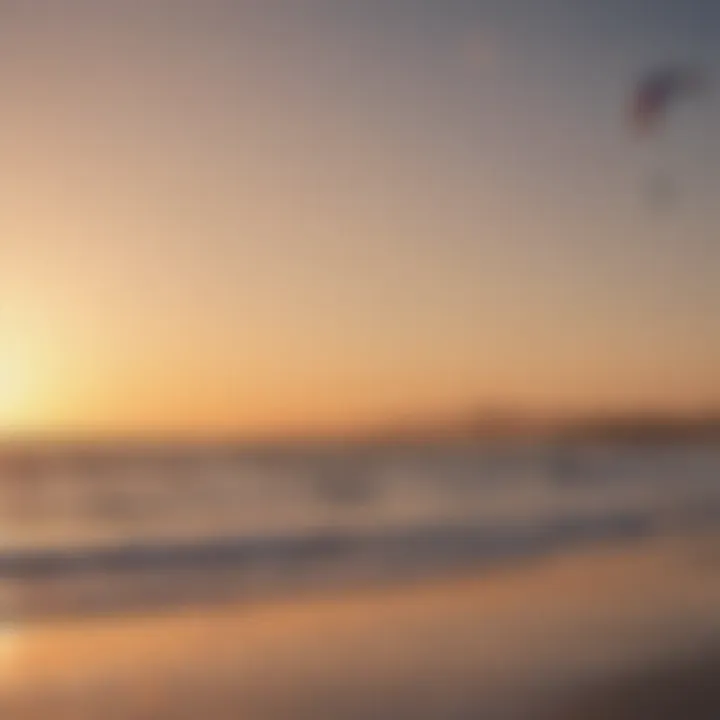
[0,0,718,437]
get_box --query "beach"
[1,1,718,717]
[551,652,720,720]
[2,529,718,719]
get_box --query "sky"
[0,0,719,437]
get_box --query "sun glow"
[0,341,43,431]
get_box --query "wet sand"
[1,531,718,719]
[551,652,720,720]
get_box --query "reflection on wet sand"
[1,531,718,719]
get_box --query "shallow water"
[1,441,718,618]
[0,444,720,617]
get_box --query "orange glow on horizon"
[0,4,717,439]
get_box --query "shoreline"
[8,517,661,625]
[2,529,718,718]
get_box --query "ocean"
[1,440,719,620]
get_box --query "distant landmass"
[552,413,720,443]
[360,409,720,445]
[0,410,718,455]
